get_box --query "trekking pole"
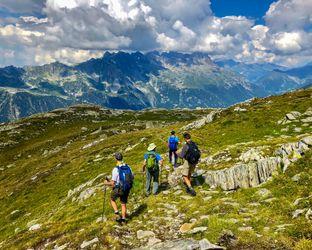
[102,178,109,222]
[159,165,162,187]
[142,171,145,197]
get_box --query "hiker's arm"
[142,159,146,172]
[177,144,187,158]
[103,180,115,187]
[159,159,163,167]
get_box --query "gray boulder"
[301,117,312,123]
[168,166,184,187]
[286,111,301,120]
[256,188,272,199]
[199,239,224,250]
[181,110,221,131]
[292,209,306,219]
[239,148,263,163]
[29,224,41,231]
[305,209,312,220]
[137,230,155,240]
[80,237,99,249]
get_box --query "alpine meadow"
[0,0,312,250]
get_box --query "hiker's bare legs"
[183,175,191,188]
[111,199,118,212]
[121,204,127,219]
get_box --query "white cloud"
[20,16,48,24]
[0,0,311,67]
[265,0,312,31]
[34,47,103,65]
[273,32,302,54]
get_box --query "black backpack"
[185,141,201,164]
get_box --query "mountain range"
[0,51,311,122]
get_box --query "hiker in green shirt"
[142,143,163,196]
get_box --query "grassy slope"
[0,89,311,249]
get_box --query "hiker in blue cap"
[167,130,180,168]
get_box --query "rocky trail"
[56,131,312,249]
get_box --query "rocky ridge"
[202,135,311,190]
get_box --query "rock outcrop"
[203,136,311,190]
[181,109,222,131]
[62,173,105,203]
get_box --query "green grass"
[0,88,311,249]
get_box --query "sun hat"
[147,143,157,151]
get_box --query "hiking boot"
[116,218,126,224]
[188,188,196,196]
[186,187,196,196]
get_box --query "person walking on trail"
[143,143,163,196]
[168,130,180,168]
[104,152,134,224]
[178,132,201,196]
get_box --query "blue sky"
[0,0,311,67]
[211,0,277,24]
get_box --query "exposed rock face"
[145,121,155,129]
[63,173,105,203]
[181,109,222,131]
[204,157,281,190]
[203,136,311,190]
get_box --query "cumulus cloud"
[265,0,312,32]
[0,0,311,67]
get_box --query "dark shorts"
[111,187,130,204]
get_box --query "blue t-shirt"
[168,136,179,144]
[144,152,162,161]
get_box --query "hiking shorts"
[111,187,130,204]
[182,160,196,177]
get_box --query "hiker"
[143,143,163,196]
[168,130,180,168]
[104,152,134,223]
[177,132,201,196]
